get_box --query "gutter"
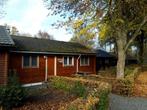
[10,51,96,55]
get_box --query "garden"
[0,75,111,110]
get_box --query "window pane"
[81,56,89,65]
[31,56,38,67]
[69,57,73,65]
[64,57,67,65]
[85,56,89,65]
[81,57,85,65]
[23,55,30,67]
[85,58,88,64]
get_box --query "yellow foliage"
[99,23,110,40]
[73,20,84,29]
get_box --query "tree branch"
[125,16,147,52]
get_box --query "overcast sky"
[0,0,72,41]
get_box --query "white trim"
[54,56,57,76]
[80,57,90,66]
[44,56,48,82]
[22,82,43,87]
[11,51,95,55]
[22,55,39,68]
[63,56,74,67]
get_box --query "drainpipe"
[44,56,48,82]
[76,54,81,73]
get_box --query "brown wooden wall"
[9,53,46,84]
[0,52,8,85]
[9,53,96,84]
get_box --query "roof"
[11,35,95,54]
[96,49,115,58]
[0,26,14,46]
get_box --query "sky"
[0,0,72,41]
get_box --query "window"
[23,55,30,67]
[22,55,39,68]
[80,56,89,66]
[31,56,38,67]
[63,56,74,66]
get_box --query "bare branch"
[125,16,147,52]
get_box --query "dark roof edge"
[10,51,96,55]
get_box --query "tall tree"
[45,0,147,78]
[36,30,54,40]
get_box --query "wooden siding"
[9,53,96,84]
[78,56,96,74]
[9,53,46,84]
[56,56,77,76]
[0,52,8,85]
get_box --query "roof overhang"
[10,50,96,55]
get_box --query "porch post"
[76,55,81,73]
[44,56,48,82]
[54,56,57,76]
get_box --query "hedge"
[48,76,111,110]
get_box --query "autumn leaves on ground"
[13,88,77,110]
[134,71,147,97]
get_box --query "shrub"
[97,90,110,110]
[70,81,87,98]
[49,76,111,110]
[112,79,134,96]
[59,96,99,110]
[0,73,27,109]
[50,77,71,91]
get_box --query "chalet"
[0,26,96,85]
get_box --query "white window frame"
[63,56,74,66]
[22,55,39,68]
[80,56,90,66]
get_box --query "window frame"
[22,55,39,68]
[63,56,74,67]
[80,56,90,66]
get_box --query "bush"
[112,79,134,96]
[70,81,87,98]
[0,73,27,109]
[97,90,110,110]
[50,77,71,91]
[49,76,111,110]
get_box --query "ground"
[12,69,147,110]
[134,71,147,97]
[13,87,77,110]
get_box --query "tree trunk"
[116,35,127,78]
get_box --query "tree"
[4,24,19,35]
[36,30,54,40]
[11,26,19,35]
[45,0,147,78]
[70,19,97,48]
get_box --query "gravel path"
[109,94,147,110]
